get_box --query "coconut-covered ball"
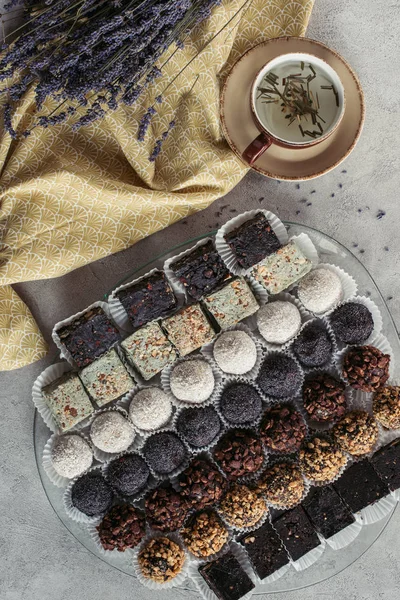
[169,359,215,403]
[257,301,302,345]
[330,302,374,344]
[292,320,333,368]
[256,353,303,398]
[71,471,114,517]
[106,453,150,496]
[298,268,343,314]
[299,437,347,483]
[51,434,93,479]
[176,406,221,448]
[332,410,379,456]
[138,537,185,583]
[129,387,172,431]
[142,431,187,475]
[220,383,262,425]
[219,483,267,529]
[90,411,135,454]
[213,330,257,374]
[342,345,390,392]
[258,462,304,508]
[373,385,400,429]
[145,484,189,532]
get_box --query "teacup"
[242,52,346,165]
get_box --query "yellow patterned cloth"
[0,0,314,371]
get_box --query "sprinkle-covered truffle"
[292,320,333,368]
[71,471,114,516]
[220,383,262,425]
[176,406,221,448]
[97,504,145,551]
[260,404,307,453]
[342,345,390,391]
[297,268,343,314]
[51,434,93,479]
[178,458,227,509]
[181,510,229,558]
[213,330,257,375]
[106,453,150,496]
[90,411,135,454]
[145,484,189,532]
[142,431,187,475]
[299,437,347,482]
[330,302,374,344]
[258,462,304,508]
[138,537,185,583]
[128,387,172,431]
[373,385,400,429]
[257,301,302,345]
[302,373,347,423]
[169,359,215,403]
[219,483,267,529]
[332,410,379,456]
[256,353,303,398]
[213,429,264,479]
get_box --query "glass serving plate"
[33,223,400,595]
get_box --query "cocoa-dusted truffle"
[220,483,267,529]
[219,383,262,425]
[138,537,185,583]
[292,320,333,368]
[302,373,347,423]
[71,471,114,517]
[373,385,400,429]
[97,504,145,551]
[332,410,379,456]
[260,404,306,453]
[299,437,347,483]
[176,406,221,448]
[178,458,227,509]
[256,352,302,399]
[142,432,187,475]
[258,462,304,508]
[181,510,229,558]
[342,345,390,392]
[145,484,189,532]
[213,429,264,479]
[106,453,150,496]
[330,302,374,344]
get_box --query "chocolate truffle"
[213,429,264,479]
[169,358,215,403]
[258,462,304,508]
[178,458,227,509]
[97,504,145,551]
[292,320,333,368]
[42,372,94,432]
[181,510,229,558]
[203,277,259,329]
[176,406,221,448]
[342,345,390,392]
[330,302,374,344]
[142,431,187,475]
[302,486,355,539]
[106,453,150,496]
[145,484,189,532]
[128,387,173,431]
[302,373,347,423]
[373,385,400,429]
[71,471,114,516]
[220,383,262,425]
[121,321,177,380]
[273,506,321,561]
[370,438,400,491]
[299,437,347,483]
[79,348,134,406]
[138,537,185,583]
[162,304,214,356]
[257,301,302,345]
[256,352,303,398]
[213,330,257,375]
[198,552,255,600]
[297,268,343,314]
[333,460,389,513]
[219,483,267,529]
[251,240,312,294]
[260,404,306,453]
[238,520,290,580]
[332,410,379,456]
[90,411,135,454]
[51,434,93,479]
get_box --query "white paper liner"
[137,427,191,481]
[325,519,363,551]
[117,384,176,437]
[254,349,305,405]
[102,449,152,502]
[290,535,326,572]
[358,492,397,525]
[42,431,94,488]
[88,406,137,463]
[288,317,338,375]
[328,295,383,348]
[32,361,93,433]
[86,501,145,557]
[215,209,289,276]
[215,376,265,429]
[63,465,111,524]
[391,488,400,502]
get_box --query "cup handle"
[242,132,272,165]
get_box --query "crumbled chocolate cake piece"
[224,212,282,269]
[333,460,389,513]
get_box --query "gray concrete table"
[1,1,400,599]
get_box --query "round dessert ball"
[90,411,135,454]
[220,383,262,425]
[332,410,379,456]
[138,537,185,583]
[142,431,187,475]
[106,453,150,496]
[292,320,333,368]
[145,484,189,532]
[213,429,264,479]
[178,458,227,509]
[256,353,303,398]
[330,302,374,344]
[299,437,346,483]
[97,504,145,551]
[181,510,228,558]
[298,268,343,314]
[51,434,93,479]
[213,330,257,374]
[169,359,215,403]
[219,483,267,529]
[258,462,304,508]
[302,373,347,423]
[129,387,172,431]
[342,345,390,391]
[257,301,302,345]
[71,471,114,517]
[373,385,400,429]
[260,404,307,453]
[176,406,221,448]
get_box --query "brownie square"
[238,521,289,580]
[273,505,320,562]
[170,240,231,300]
[370,438,400,491]
[224,212,282,269]
[333,459,389,513]
[203,277,259,329]
[117,271,177,329]
[121,321,177,380]
[57,306,121,368]
[198,552,254,600]
[79,348,135,406]
[42,372,94,431]
[302,486,355,539]
[162,304,214,356]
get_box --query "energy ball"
[213,330,257,374]
[145,484,189,532]
[128,387,172,431]
[292,320,333,368]
[97,504,145,551]
[298,268,343,314]
[260,404,307,453]
[106,453,150,496]
[142,431,187,475]
[181,510,229,558]
[342,345,390,391]
[178,458,227,509]
[169,359,215,403]
[220,383,262,425]
[257,301,301,345]
[213,429,264,479]
[256,353,303,398]
[138,537,185,583]
[332,410,379,456]
[373,386,400,429]
[176,406,221,448]
[258,462,304,508]
[90,411,135,454]
[51,434,93,479]
[330,302,374,344]
[71,471,114,517]
[302,373,347,423]
[299,437,347,483]
[219,483,267,529]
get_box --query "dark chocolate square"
[57,306,121,368]
[170,240,230,300]
[224,212,282,269]
[198,552,254,600]
[117,271,177,329]
[333,459,389,513]
[370,438,400,491]
[238,521,289,580]
[273,505,320,562]
[302,486,355,539]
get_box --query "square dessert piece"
[121,321,177,380]
[333,459,389,513]
[56,306,121,368]
[203,277,259,329]
[42,372,94,431]
[370,438,400,491]
[162,304,214,356]
[116,271,177,329]
[198,552,254,600]
[273,505,320,562]
[302,486,355,539]
[224,212,282,269]
[169,240,231,300]
[238,520,289,580]
[79,348,135,406]
[251,240,312,295]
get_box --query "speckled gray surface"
[1,0,400,598]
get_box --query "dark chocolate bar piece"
[224,212,282,269]
[238,520,289,580]
[333,459,389,513]
[302,485,355,539]
[370,438,400,491]
[273,505,320,562]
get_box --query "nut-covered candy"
[97,504,145,552]
[259,404,307,453]
[213,429,264,479]
[373,386,400,429]
[181,510,229,557]
[145,484,189,532]
[332,410,379,456]
[299,437,347,482]
[257,462,304,508]
[342,345,390,392]
[219,483,267,529]
[302,373,347,423]
[138,537,185,583]
[178,458,227,509]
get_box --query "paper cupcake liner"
[257,456,310,512]
[171,407,227,455]
[287,317,338,376]
[63,465,109,524]
[253,348,305,405]
[42,431,94,488]
[289,535,326,572]
[324,519,363,551]
[117,384,176,437]
[102,448,153,502]
[215,209,288,277]
[137,427,192,481]
[180,509,233,564]
[391,488,400,502]
[358,492,397,525]
[328,295,383,349]
[88,406,138,463]
[298,431,349,487]
[215,376,265,429]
